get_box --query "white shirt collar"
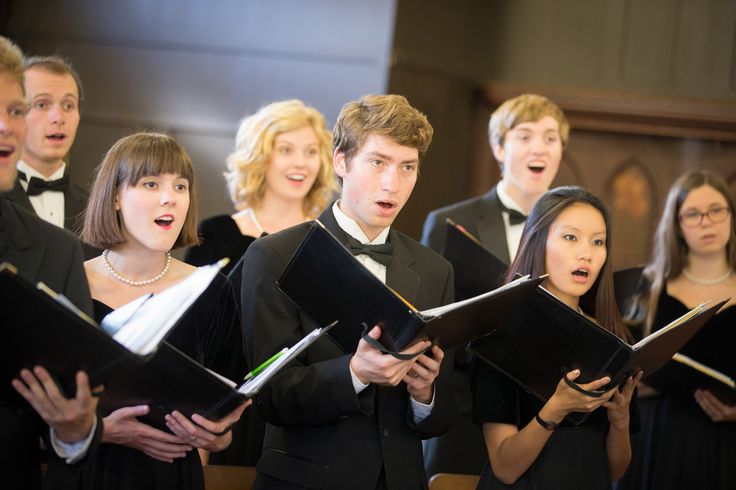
[17,160,66,181]
[496,182,527,215]
[331,201,390,245]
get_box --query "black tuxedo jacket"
[0,198,98,490]
[3,175,100,259]
[241,207,457,490]
[421,185,510,265]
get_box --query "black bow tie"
[18,171,70,196]
[345,234,393,267]
[497,196,527,226]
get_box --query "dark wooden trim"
[483,82,736,142]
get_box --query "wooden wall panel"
[5,0,397,221]
[7,0,393,61]
[481,0,736,98]
[619,0,681,86]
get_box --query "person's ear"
[333,149,348,179]
[491,141,505,165]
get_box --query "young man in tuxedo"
[2,55,93,249]
[0,36,100,489]
[420,93,569,476]
[241,94,457,490]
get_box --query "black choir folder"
[646,353,736,404]
[468,287,725,407]
[442,219,508,298]
[0,261,331,429]
[444,220,728,417]
[275,220,543,355]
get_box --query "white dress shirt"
[16,160,66,228]
[331,202,435,421]
[496,183,527,262]
[49,417,98,463]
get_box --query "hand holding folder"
[1,260,335,431]
[441,221,726,421]
[275,220,543,357]
[468,286,725,415]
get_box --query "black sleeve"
[409,262,459,438]
[420,209,447,254]
[241,238,374,427]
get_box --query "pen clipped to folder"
[243,347,288,381]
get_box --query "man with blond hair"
[0,35,99,489]
[242,94,456,489]
[421,93,570,476]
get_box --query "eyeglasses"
[679,206,731,228]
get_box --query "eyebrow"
[682,202,726,210]
[275,140,318,146]
[514,127,558,134]
[275,137,318,146]
[366,151,418,164]
[559,225,606,235]
[31,92,78,100]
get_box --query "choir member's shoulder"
[391,229,452,272]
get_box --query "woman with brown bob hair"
[185,99,338,274]
[619,170,736,490]
[472,186,641,489]
[60,132,250,490]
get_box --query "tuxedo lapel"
[317,205,349,244]
[1,200,45,280]
[318,206,420,305]
[475,187,511,264]
[2,178,34,214]
[385,231,419,306]
[64,184,88,233]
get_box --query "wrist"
[608,415,629,431]
[539,401,565,426]
[55,417,95,444]
[409,385,433,404]
[535,412,559,431]
[349,355,368,385]
[55,427,89,444]
[207,431,232,452]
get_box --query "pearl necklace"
[682,268,732,286]
[102,249,172,287]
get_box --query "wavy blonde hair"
[224,99,337,216]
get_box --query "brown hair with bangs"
[82,132,200,249]
[332,94,433,186]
